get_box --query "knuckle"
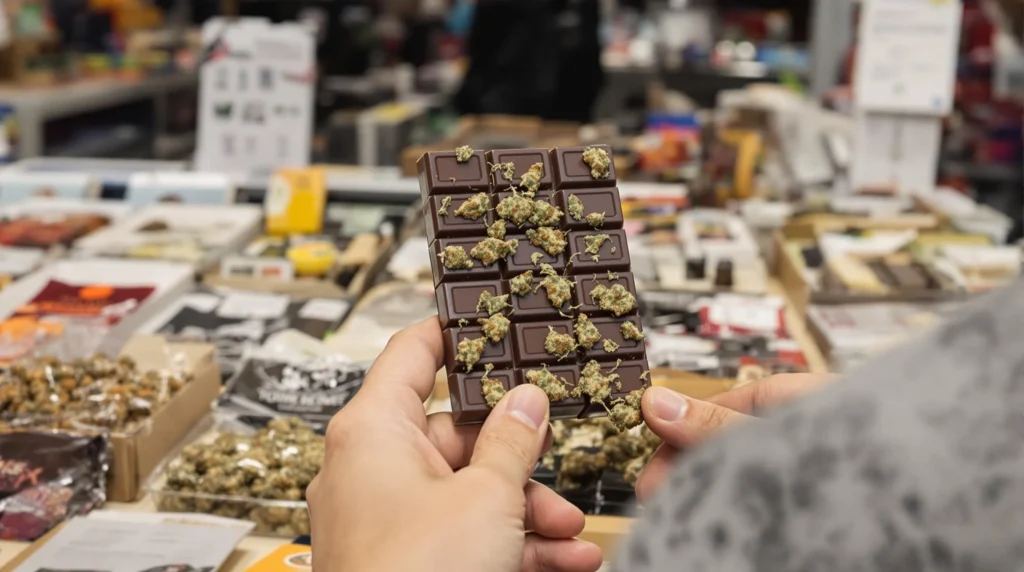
[697,403,731,430]
[324,415,356,452]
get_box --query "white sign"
[0,171,98,203]
[855,0,962,115]
[195,18,315,178]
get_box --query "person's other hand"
[306,317,603,572]
[636,373,834,501]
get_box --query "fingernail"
[505,385,547,430]
[649,387,688,422]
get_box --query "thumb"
[642,386,753,449]
[469,384,550,489]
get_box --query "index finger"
[708,373,833,414]
[361,316,445,405]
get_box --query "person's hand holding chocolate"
[306,317,603,572]
[634,373,834,501]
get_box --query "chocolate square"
[579,316,645,361]
[493,191,557,234]
[436,280,509,329]
[430,237,503,286]
[567,229,631,274]
[556,187,624,230]
[516,365,586,419]
[579,358,649,417]
[417,150,491,198]
[486,149,554,191]
[550,145,617,189]
[509,277,567,322]
[573,272,638,317]
[425,194,494,242]
[443,326,514,373]
[449,368,517,425]
[501,234,567,278]
[511,320,576,367]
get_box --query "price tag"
[854,0,962,114]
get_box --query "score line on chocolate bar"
[418,145,649,431]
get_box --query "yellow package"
[265,168,326,235]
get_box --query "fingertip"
[642,386,688,424]
[502,383,550,431]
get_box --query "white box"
[73,203,262,271]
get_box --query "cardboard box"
[108,335,221,502]
[774,228,966,318]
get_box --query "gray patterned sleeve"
[614,280,1024,572]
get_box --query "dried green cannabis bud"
[453,193,490,220]
[640,370,651,383]
[438,245,473,270]
[586,212,605,228]
[478,313,511,342]
[520,162,544,195]
[458,318,469,327]
[529,200,564,227]
[623,455,645,486]
[438,196,452,216]
[574,360,620,404]
[455,145,474,163]
[495,193,534,226]
[582,146,611,179]
[574,314,601,349]
[509,271,534,296]
[607,271,619,280]
[526,227,567,256]
[492,162,516,183]
[476,291,511,315]
[608,389,645,432]
[602,339,619,353]
[544,327,577,360]
[480,364,504,408]
[471,237,518,266]
[535,264,574,308]
[557,449,608,492]
[621,321,644,341]
[567,194,584,220]
[525,365,569,402]
[530,252,544,266]
[603,432,648,471]
[486,220,506,240]
[584,234,611,256]
[590,283,637,316]
[456,337,487,371]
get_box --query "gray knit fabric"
[614,280,1024,572]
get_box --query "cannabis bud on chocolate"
[477,290,511,315]
[526,227,568,256]
[526,365,569,402]
[454,145,474,163]
[509,271,534,296]
[590,283,637,316]
[520,162,544,195]
[453,193,490,220]
[567,194,584,220]
[536,264,574,308]
[470,237,518,266]
[582,146,611,179]
[478,313,510,343]
[438,245,474,270]
[544,327,577,360]
[496,193,534,227]
[456,337,487,371]
[574,314,602,349]
[480,365,505,408]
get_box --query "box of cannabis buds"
[0,335,221,502]
[146,415,321,537]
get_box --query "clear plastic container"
[145,414,315,537]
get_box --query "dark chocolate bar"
[419,146,649,425]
